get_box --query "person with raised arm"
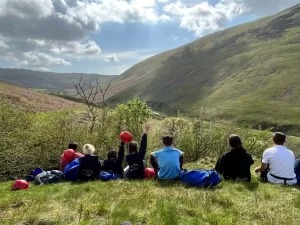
[124,125,150,179]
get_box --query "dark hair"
[108,150,117,159]
[68,142,78,151]
[273,132,286,145]
[129,141,138,154]
[229,135,245,150]
[163,135,173,146]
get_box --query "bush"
[0,98,292,181]
[0,98,152,180]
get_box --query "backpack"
[64,158,81,181]
[25,168,45,182]
[180,169,222,187]
[78,155,101,181]
[34,170,64,185]
[99,171,118,181]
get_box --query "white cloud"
[104,53,119,62]
[50,40,101,55]
[163,0,299,36]
[34,67,51,72]
[164,1,248,36]
[21,52,71,67]
[157,0,171,3]
[172,35,179,41]
[159,14,172,23]
[0,0,164,69]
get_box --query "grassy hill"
[0,82,84,112]
[0,68,117,94]
[1,161,300,225]
[107,4,300,133]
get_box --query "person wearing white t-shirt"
[255,132,297,185]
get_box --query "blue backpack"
[180,169,222,187]
[25,168,46,182]
[99,171,118,181]
[64,158,81,181]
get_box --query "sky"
[0,0,299,75]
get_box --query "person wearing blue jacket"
[150,135,184,180]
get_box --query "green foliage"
[157,115,272,162]
[1,97,299,180]
[0,98,152,180]
[112,98,152,138]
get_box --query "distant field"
[0,82,84,112]
[0,68,117,94]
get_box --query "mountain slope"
[0,68,117,93]
[107,4,300,130]
[0,82,83,112]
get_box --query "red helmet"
[12,180,29,190]
[120,131,133,144]
[144,168,156,179]
[62,149,76,162]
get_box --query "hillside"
[0,82,83,112]
[0,68,117,94]
[107,4,300,132]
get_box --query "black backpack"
[79,155,101,181]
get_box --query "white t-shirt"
[262,145,297,185]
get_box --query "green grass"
[1,162,300,225]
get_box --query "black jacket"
[126,134,147,179]
[79,155,101,181]
[102,142,125,177]
[215,148,254,182]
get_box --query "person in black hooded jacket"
[79,144,102,181]
[102,142,125,178]
[124,125,150,179]
[215,135,254,182]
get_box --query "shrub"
[0,98,288,180]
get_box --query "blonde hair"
[83,144,95,155]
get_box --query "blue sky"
[0,0,299,75]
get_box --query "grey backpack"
[34,170,64,185]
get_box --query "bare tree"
[73,74,111,132]
[99,81,111,107]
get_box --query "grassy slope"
[0,68,117,93]
[0,82,84,112]
[1,162,300,225]
[107,4,300,129]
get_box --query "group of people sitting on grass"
[60,125,300,185]
[215,132,300,184]
[60,125,184,181]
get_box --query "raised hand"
[144,124,150,134]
